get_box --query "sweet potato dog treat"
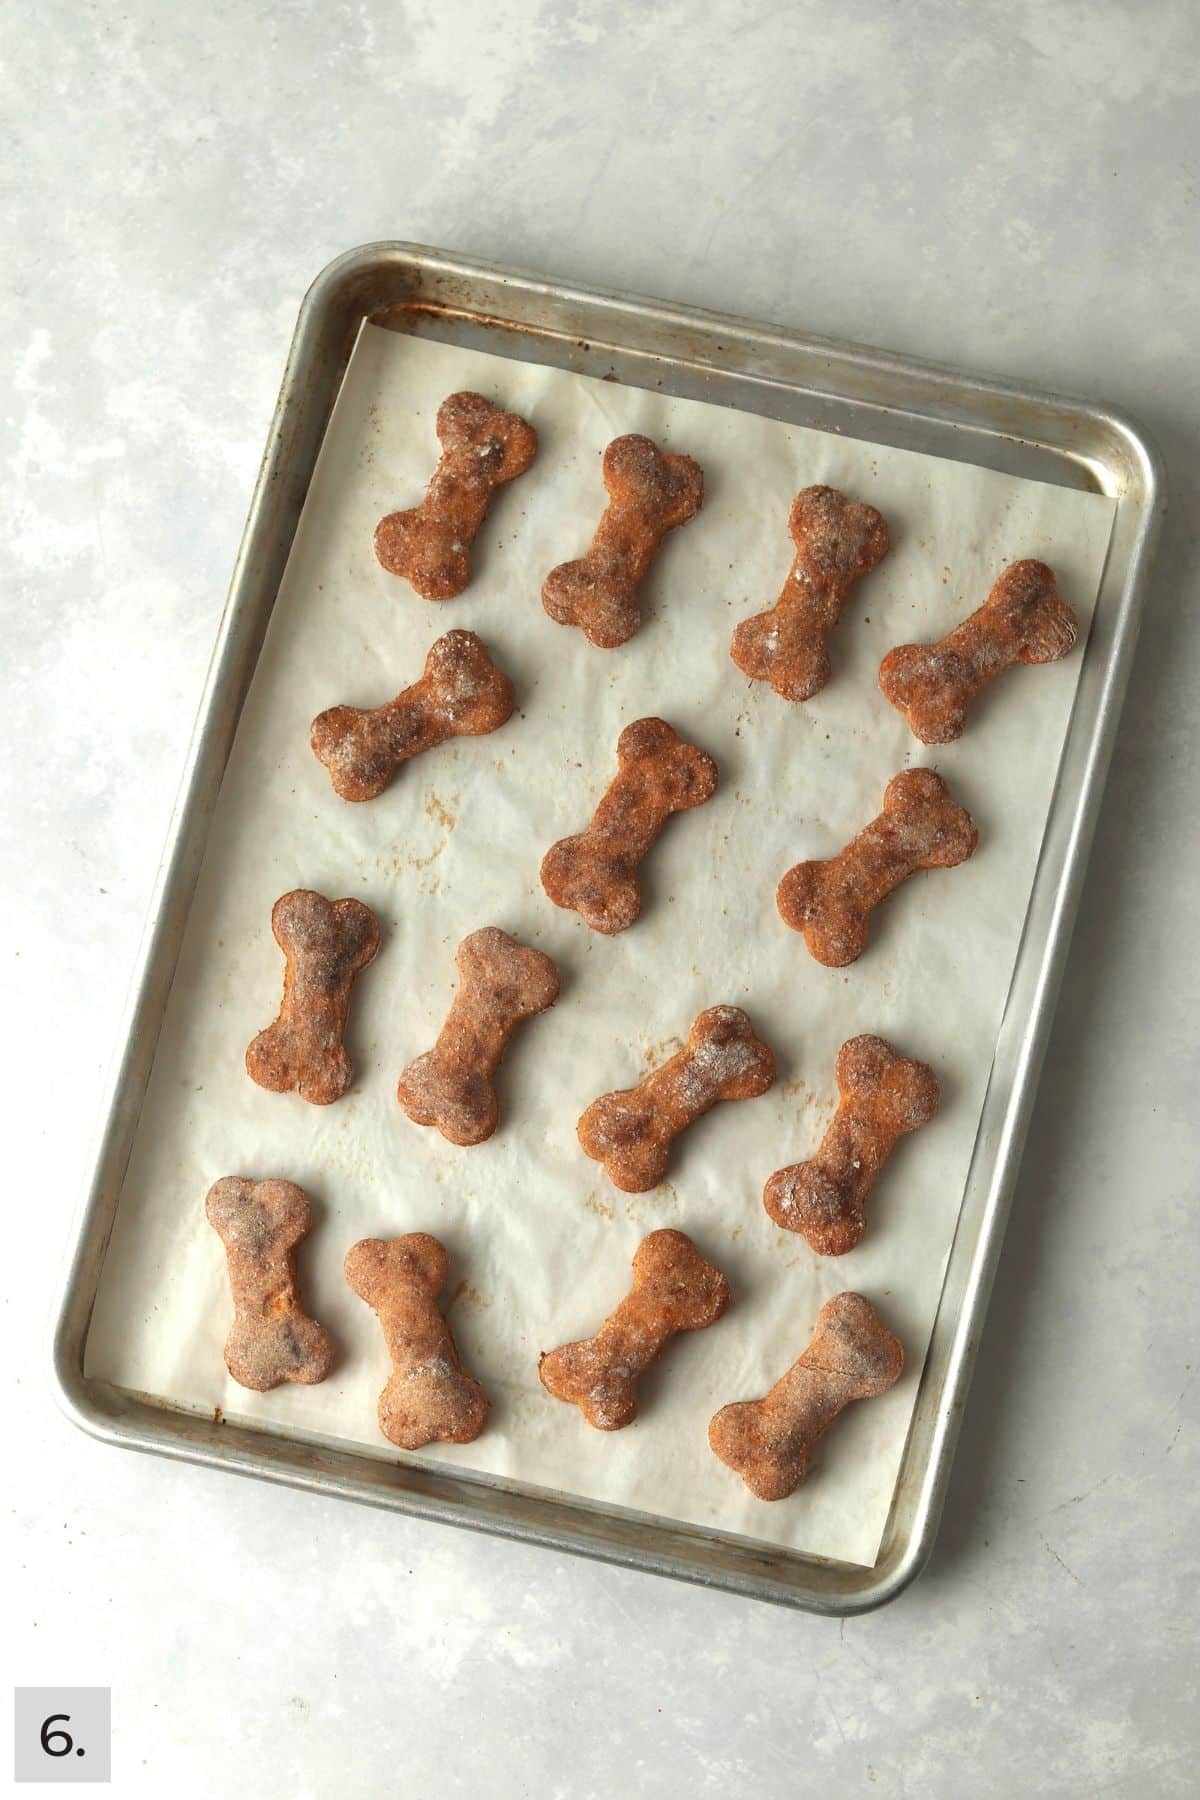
[311,629,514,802]
[396,926,560,1145]
[763,1035,940,1253]
[709,1292,904,1501]
[540,717,718,934]
[879,559,1078,744]
[373,391,537,600]
[541,434,704,648]
[205,1178,334,1392]
[245,890,380,1105]
[578,1005,775,1193]
[777,768,978,967]
[539,1229,730,1430]
[345,1233,488,1449]
[730,485,889,702]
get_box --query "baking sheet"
[85,324,1115,1567]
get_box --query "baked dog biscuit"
[709,1293,904,1501]
[245,890,380,1105]
[730,485,889,701]
[763,1035,940,1253]
[879,559,1078,744]
[541,434,704,648]
[311,629,515,802]
[205,1177,334,1391]
[397,926,560,1145]
[374,391,537,600]
[578,1005,776,1193]
[777,768,978,967]
[539,1229,730,1430]
[345,1234,488,1450]
[540,717,718,934]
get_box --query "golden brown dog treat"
[373,391,537,600]
[541,434,704,648]
[578,1005,775,1193]
[540,717,718,934]
[205,1177,335,1392]
[538,1229,730,1431]
[763,1036,939,1253]
[311,629,515,802]
[245,890,381,1105]
[396,926,560,1145]
[709,1293,904,1501]
[777,768,978,968]
[730,485,889,701]
[345,1234,488,1450]
[879,559,1078,744]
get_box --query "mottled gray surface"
[3,4,1197,1796]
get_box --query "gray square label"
[14,1690,110,1784]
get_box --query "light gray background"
[2,4,1196,1796]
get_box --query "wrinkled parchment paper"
[86,325,1114,1566]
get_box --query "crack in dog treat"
[541,434,704,648]
[540,717,718,934]
[311,629,515,802]
[396,926,560,1145]
[578,1005,776,1193]
[879,558,1078,744]
[777,768,978,967]
[245,890,381,1105]
[763,1035,940,1253]
[205,1177,335,1391]
[345,1233,488,1450]
[539,1229,730,1431]
[373,391,537,600]
[730,485,889,702]
[709,1292,904,1501]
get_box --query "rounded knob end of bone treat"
[763,1164,865,1255]
[776,864,868,967]
[878,644,970,744]
[813,1292,905,1394]
[708,1402,800,1502]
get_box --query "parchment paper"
[86,324,1115,1567]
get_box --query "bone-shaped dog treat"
[777,768,978,967]
[578,1005,775,1193]
[311,629,515,802]
[541,434,704,648]
[763,1035,939,1253]
[373,391,537,600]
[345,1233,489,1450]
[879,559,1078,744]
[205,1177,335,1391]
[396,926,560,1145]
[245,890,381,1105]
[709,1292,904,1501]
[540,718,718,934]
[539,1229,730,1431]
[730,485,890,702]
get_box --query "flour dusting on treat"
[397,926,560,1145]
[542,434,703,648]
[540,1229,730,1430]
[709,1293,904,1501]
[777,768,978,967]
[578,1004,775,1193]
[764,1035,940,1253]
[205,1177,334,1391]
[311,629,514,802]
[540,717,718,934]
[346,1233,488,1449]
[730,485,889,702]
[374,391,537,600]
[245,890,380,1105]
[879,558,1078,744]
